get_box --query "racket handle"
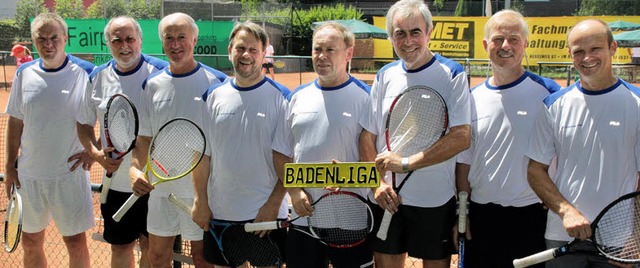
[244,221,281,232]
[458,191,469,233]
[513,248,557,268]
[112,194,140,222]
[376,210,393,240]
[99,176,112,204]
[168,193,192,214]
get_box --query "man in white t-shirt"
[192,21,289,267]
[627,47,640,82]
[359,0,471,267]
[4,12,95,267]
[129,12,227,267]
[527,19,640,268]
[281,21,375,268]
[456,10,560,268]
[76,16,168,268]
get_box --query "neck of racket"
[168,193,192,214]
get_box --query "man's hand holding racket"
[373,151,406,213]
[128,136,153,198]
[559,204,591,240]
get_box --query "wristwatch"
[401,157,410,172]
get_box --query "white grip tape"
[458,191,469,233]
[99,176,112,204]
[376,210,393,240]
[168,194,192,214]
[112,194,139,222]
[513,248,556,268]
[244,221,280,232]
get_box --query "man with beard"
[192,21,289,267]
[77,16,167,268]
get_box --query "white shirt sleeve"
[526,102,556,165]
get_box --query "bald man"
[527,19,640,268]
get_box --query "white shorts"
[147,195,203,241]
[20,171,94,236]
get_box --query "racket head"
[148,118,206,183]
[4,184,23,253]
[104,93,139,158]
[307,191,373,248]
[591,191,640,263]
[385,85,448,158]
[210,220,282,267]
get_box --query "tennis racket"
[4,184,23,253]
[167,193,282,266]
[513,191,640,268]
[458,191,469,268]
[101,93,139,204]
[376,85,449,240]
[245,190,374,248]
[112,118,206,222]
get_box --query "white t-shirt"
[369,54,470,208]
[265,44,274,64]
[76,55,168,192]
[457,71,560,207]
[140,62,227,198]
[6,55,95,181]
[527,79,640,241]
[631,47,640,58]
[282,76,375,225]
[202,77,290,221]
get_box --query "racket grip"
[513,248,557,268]
[112,194,140,222]
[99,176,113,204]
[458,191,469,233]
[168,193,192,214]
[244,221,281,232]
[376,210,393,240]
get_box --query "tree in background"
[128,0,162,19]
[15,0,47,41]
[86,0,127,19]
[55,0,85,18]
[577,0,640,16]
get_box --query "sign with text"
[284,162,381,188]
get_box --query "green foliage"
[454,0,469,16]
[86,0,127,19]
[0,19,20,50]
[128,0,162,19]
[55,0,85,19]
[511,0,527,16]
[577,0,640,16]
[291,3,363,55]
[15,0,47,40]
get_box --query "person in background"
[10,44,33,67]
[5,12,95,267]
[263,38,276,81]
[76,16,168,268]
[527,19,640,268]
[455,9,560,268]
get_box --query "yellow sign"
[372,16,640,65]
[284,162,380,188]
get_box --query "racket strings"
[150,121,205,178]
[308,193,372,246]
[4,192,22,252]
[107,98,137,152]
[594,195,640,262]
[214,225,281,267]
[388,88,447,156]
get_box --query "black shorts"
[100,189,149,244]
[286,225,373,268]
[465,202,547,268]
[262,62,274,68]
[368,197,456,260]
[203,220,287,266]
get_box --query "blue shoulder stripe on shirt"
[265,78,291,98]
[288,81,315,101]
[621,79,640,97]
[89,60,112,81]
[544,84,574,107]
[375,60,401,82]
[16,59,39,75]
[142,66,168,90]
[202,79,231,102]
[201,64,228,83]
[352,77,371,94]
[525,71,561,94]
[68,54,96,74]
[142,54,169,70]
[434,54,465,80]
